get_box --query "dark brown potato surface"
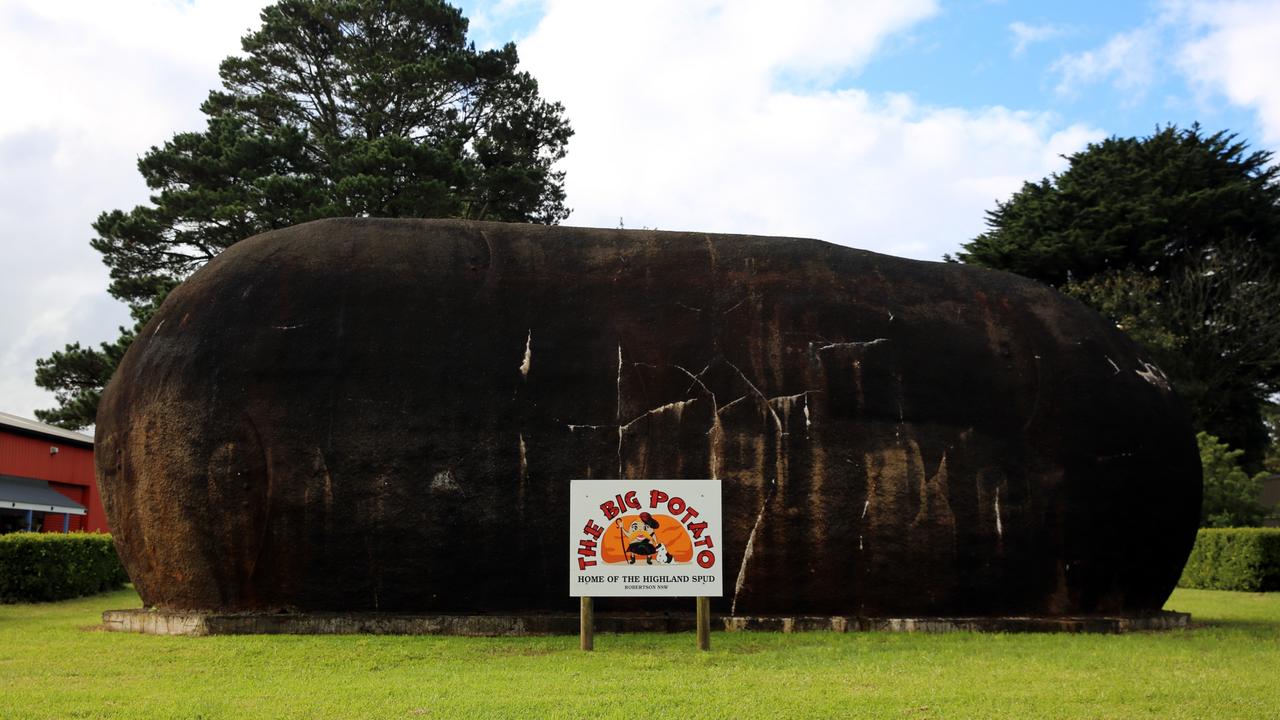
[96,219,1201,615]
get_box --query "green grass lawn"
[1,588,1277,719]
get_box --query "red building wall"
[0,429,108,533]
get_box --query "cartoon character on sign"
[606,512,694,565]
[619,512,663,564]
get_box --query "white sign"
[569,479,723,597]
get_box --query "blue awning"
[0,475,86,515]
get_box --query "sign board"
[569,479,723,597]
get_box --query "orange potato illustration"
[602,514,693,564]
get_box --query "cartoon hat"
[639,512,660,529]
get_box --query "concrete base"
[102,609,1190,637]
[102,610,687,637]
[723,612,1190,634]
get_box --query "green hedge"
[1178,528,1280,592]
[0,532,129,603]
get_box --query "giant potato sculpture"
[96,219,1201,616]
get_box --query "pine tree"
[956,124,1280,285]
[35,0,572,429]
[955,125,1280,470]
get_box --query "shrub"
[1178,528,1280,592]
[0,532,129,603]
[1197,432,1269,528]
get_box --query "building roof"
[0,475,87,515]
[0,411,93,448]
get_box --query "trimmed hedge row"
[1178,528,1280,592]
[0,532,129,603]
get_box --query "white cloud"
[0,0,1110,421]
[1009,21,1066,56]
[519,1,1102,258]
[1174,0,1280,143]
[1051,26,1158,100]
[0,0,270,420]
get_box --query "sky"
[1,0,1279,422]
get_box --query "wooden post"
[696,596,711,651]
[580,596,594,651]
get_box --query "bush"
[1179,528,1280,592]
[0,532,129,603]
[1198,432,1269,527]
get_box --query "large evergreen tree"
[957,124,1280,285]
[955,125,1280,470]
[35,0,572,429]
